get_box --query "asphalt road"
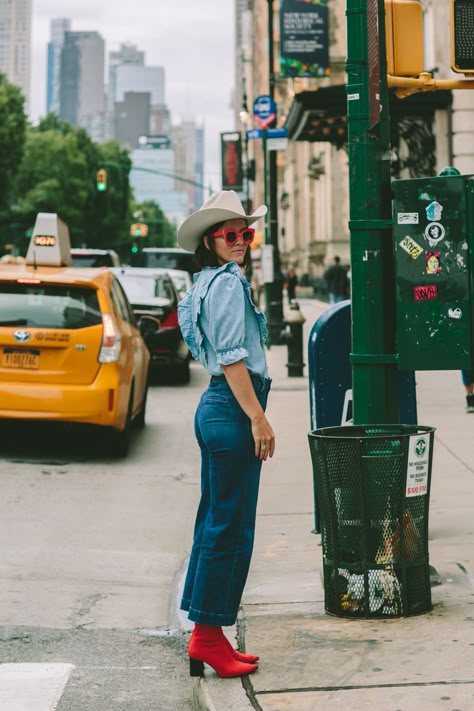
[0,363,209,710]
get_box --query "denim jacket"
[178,262,268,377]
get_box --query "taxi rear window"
[71,253,113,268]
[0,284,102,329]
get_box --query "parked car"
[71,248,121,268]
[141,247,196,276]
[0,214,150,457]
[112,267,190,383]
[166,268,193,298]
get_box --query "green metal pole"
[265,0,284,345]
[345,0,399,424]
[263,129,269,244]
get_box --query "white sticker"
[347,93,360,101]
[406,435,430,497]
[397,212,419,225]
[424,222,445,247]
[448,307,462,319]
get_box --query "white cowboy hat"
[177,190,267,252]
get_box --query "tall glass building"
[0,0,32,110]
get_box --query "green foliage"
[7,110,179,258]
[129,199,177,252]
[0,73,27,211]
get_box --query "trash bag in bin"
[308,424,435,619]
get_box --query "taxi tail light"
[160,308,179,329]
[98,313,122,363]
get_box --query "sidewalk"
[192,299,474,711]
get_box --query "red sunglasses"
[213,227,255,246]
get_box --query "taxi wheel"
[109,392,133,458]
[135,380,149,429]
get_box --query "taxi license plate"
[2,348,40,369]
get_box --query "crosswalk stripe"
[0,663,74,711]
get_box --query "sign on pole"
[220,132,243,192]
[279,0,330,78]
[253,95,276,129]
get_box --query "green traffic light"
[97,182,107,192]
[131,245,138,253]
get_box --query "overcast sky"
[30,0,236,190]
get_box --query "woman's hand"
[251,413,275,461]
[221,361,275,461]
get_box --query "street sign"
[253,95,276,129]
[246,128,288,140]
[268,137,288,151]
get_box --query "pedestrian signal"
[96,169,107,192]
[450,0,474,74]
[385,0,424,77]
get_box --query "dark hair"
[194,221,252,270]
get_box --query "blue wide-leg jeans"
[181,373,271,626]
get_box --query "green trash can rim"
[308,424,436,441]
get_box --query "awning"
[285,85,453,145]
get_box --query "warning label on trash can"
[406,435,430,497]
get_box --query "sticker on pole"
[406,434,430,497]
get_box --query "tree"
[14,125,92,245]
[0,73,27,211]
[13,122,133,252]
[129,200,177,251]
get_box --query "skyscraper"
[108,43,145,111]
[114,65,165,106]
[0,0,32,109]
[46,18,70,115]
[59,31,105,128]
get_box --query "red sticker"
[414,285,437,301]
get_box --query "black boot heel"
[189,658,204,677]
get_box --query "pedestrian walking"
[461,369,474,412]
[286,267,298,303]
[324,255,349,304]
[177,190,275,678]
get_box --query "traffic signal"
[130,223,149,237]
[450,0,474,74]
[131,243,139,254]
[96,169,107,192]
[385,0,424,77]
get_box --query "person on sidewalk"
[323,255,349,304]
[286,267,298,303]
[461,369,474,412]
[177,190,275,679]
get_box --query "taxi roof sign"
[26,213,72,267]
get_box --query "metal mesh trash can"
[308,425,435,618]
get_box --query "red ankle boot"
[190,627,259,664]
[188,624,258,678]
[220,631,259,663]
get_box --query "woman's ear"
[203,236,210,251]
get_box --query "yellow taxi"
[0,213,150,456]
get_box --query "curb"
[192,675,255,711]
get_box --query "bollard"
[280,300,306,377]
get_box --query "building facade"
[131,136,188,225]
[238,0,474,286]
[46,18,70,114]
[108,43,145,111]
[59,31,105,129]
[0,0,32,109]
[114,91,151,150]
[114,65,165,106]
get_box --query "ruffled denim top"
[178,262,269,378]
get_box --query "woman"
[177,190,275,678]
